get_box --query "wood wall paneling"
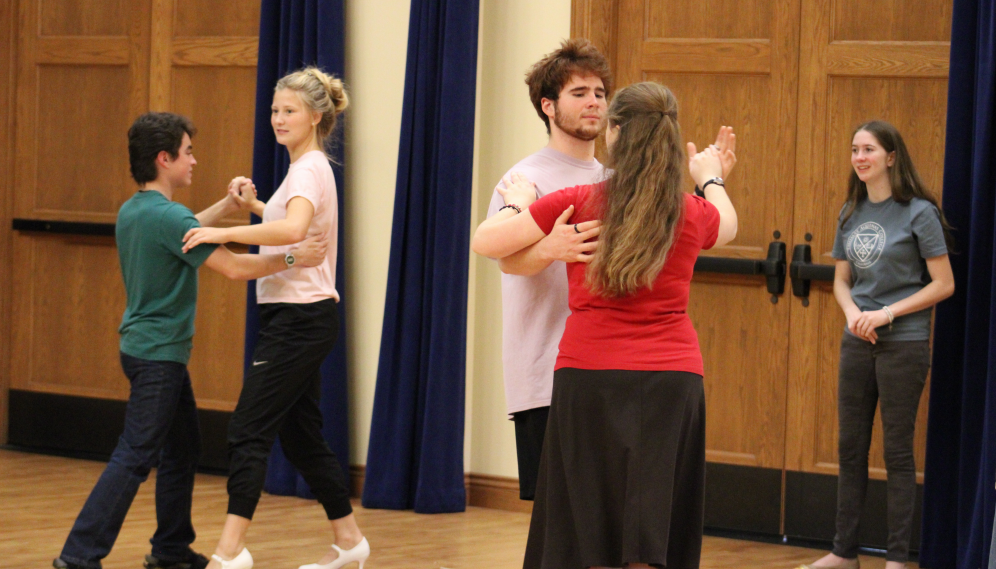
[0,0,17,443]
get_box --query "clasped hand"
[847,309,891,344]
[226,176,259,210]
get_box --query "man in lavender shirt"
[486,39,612,500]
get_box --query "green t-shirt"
[116,191,219,364]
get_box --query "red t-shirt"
[528,182,720,375]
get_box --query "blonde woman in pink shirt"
[181,67,368,569]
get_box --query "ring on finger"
[574,224,581,234]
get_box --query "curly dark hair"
[524,38,613,134]
[127,112,197,184]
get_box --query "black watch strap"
[702,177,725,191]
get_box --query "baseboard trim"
[466,472,533,513]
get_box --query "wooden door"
[7,0,260,466]
[574,0,950,544]
[577,0,804,533]
[784,0,951,544]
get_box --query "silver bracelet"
[882,305,895,329]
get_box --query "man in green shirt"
[54,113,327,569]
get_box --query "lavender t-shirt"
[487,147,605,416]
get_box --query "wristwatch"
[284,252,296,268]
[702,177,725,191]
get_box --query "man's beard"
[553,104,602,142]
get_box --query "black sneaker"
[52,559,96,569]
[143,552,209,569]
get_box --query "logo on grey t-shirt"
[846,222,887,268]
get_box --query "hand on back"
[292,233,331,267]
[497,172,539,209]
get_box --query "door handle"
[694,241,786,301]
[788,244,836,305]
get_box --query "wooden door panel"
[34,65,134,216]
[188,267,249,411]
[170,66,257,218]
[786,0,948,481]
[175,0,260,37]
[158,0,260,411]
[615,0,801,470]
[832,0,952,41]
[40,0,129,36]
[690,275,790,467]
[10,233,127,400]
[646,72,788,252]
[647,0,771,38]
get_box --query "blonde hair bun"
[275,66,349,152]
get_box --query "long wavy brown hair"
[585,82,685,297]
[841,120,954,248]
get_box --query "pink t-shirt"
[486,147,605,416]
[256,150,339,303]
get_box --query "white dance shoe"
[298,537,370,569]
[210,547,253,569]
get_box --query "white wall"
[343,0,573,479]
[342,0,411,465]
[467,0,573,477]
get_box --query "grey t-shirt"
[487,147,605,416]
[831,196,948,341]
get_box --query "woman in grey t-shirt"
[798,121,955,569]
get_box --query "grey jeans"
[833,332,930,563]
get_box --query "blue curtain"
[919,0,996,567]
[360,0,480,514]
[243,0,350,498]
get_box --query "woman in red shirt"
[473,81,738,569]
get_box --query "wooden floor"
[0,449,917,569]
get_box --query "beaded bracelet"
[499,204,522,214]
[882,305,895,330]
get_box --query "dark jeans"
[833,333,930,563]
[226,299,352,521]
[60,353,201,569]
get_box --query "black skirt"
[523,368,706,569]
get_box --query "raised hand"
[496,172,539,209]
[686,143,724,188]
[711,125,737,179]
